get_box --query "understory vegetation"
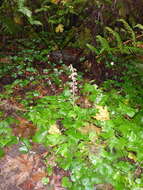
[0,0,143,189]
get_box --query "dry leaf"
[79,124,101,142]
[13,116,36,137]
[0,57,12,63]
[31,170,46,181]
[55,24,64,33]
[136,43,143,48]
[0,99,27,112]
[1,154,34,185]
[14,16,23,25]
[95,183,114,190]
[51,0,60,4]
[76,96,92,108]
[94,105,110,121]
[0,147,47,190]
[128,152,137,162]
[48,124,61,134]
[79,124,101,135]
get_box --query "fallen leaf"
[95,183,114,190]
[55,24,64,33]
[14,16,23,25]
[0,57,12,63]
[79,124,101,135]
[13,116,36,138]
[51,0,61,4]
[0,146,47,189]
[128,152,137,162]
[31,170,46,181]
[76,96,92,108]
[48,124,61,134]
[94,105,110,121]
[19,179,35,190]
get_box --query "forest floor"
[0,42,142,190]
[0,45,116,190]
[0,57,74,190]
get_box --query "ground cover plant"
[0,44,143,189]
[0,0,143,190]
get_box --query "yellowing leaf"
[124,99,129,105]
[94,105,110,121]
[48,124,61,134]
[55,24,64,33]
[0,57,12,63]
[79,124,101,142]
[128,152,137,162]
[14,16,23,25]
[79,124,101,135]
[61,0,69,4]
[88,143,103,155]
[51,0,60,4]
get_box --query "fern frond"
[105,26,123,50]
[118,19,136,45]
[17,0,42,25]
[0,16,18,34]
[19,7,32,18]
[124,46,143,54]
[86,43,99,55]
[134,24,143,30]
[96,35,110,51]
[96,35,111,53]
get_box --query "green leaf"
[41,177,49,185]
[105,26,123,50]
[29,19,43,25]
[19,7,32,18]
[118,103,136,117]
[118,19,136,45]
[19,138,31,153]
[19,145,29,153]
[86,43,99,54]
[134,24,143,30]
[96,35,111,53]
[62,177,72,188]
[46,134,66,146]
[133,110,143,126]
[0,148,5,157]
[33,129,48,143]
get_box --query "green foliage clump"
[0,1,143,188]
[0,48,143,189]
[0,116,18,157]
[26,82,143,189]
[86,19,143,63]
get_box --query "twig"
[123,34,143,45]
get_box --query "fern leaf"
[96,35,111,53]
[19,7,32,18]
[0,16,19,34]
[118,19,136,45]
[134,24,143,30]
[124,46,143,54]
[17,0,42,25]
[86,43,99,55]
[18,0,26,8]
[28,18,42,25]
[105,26,123,50]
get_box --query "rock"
[48,48,83,64]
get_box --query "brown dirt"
[0,143,49,190]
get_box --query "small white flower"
[110,62,114,66]
[68,64,78,101]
